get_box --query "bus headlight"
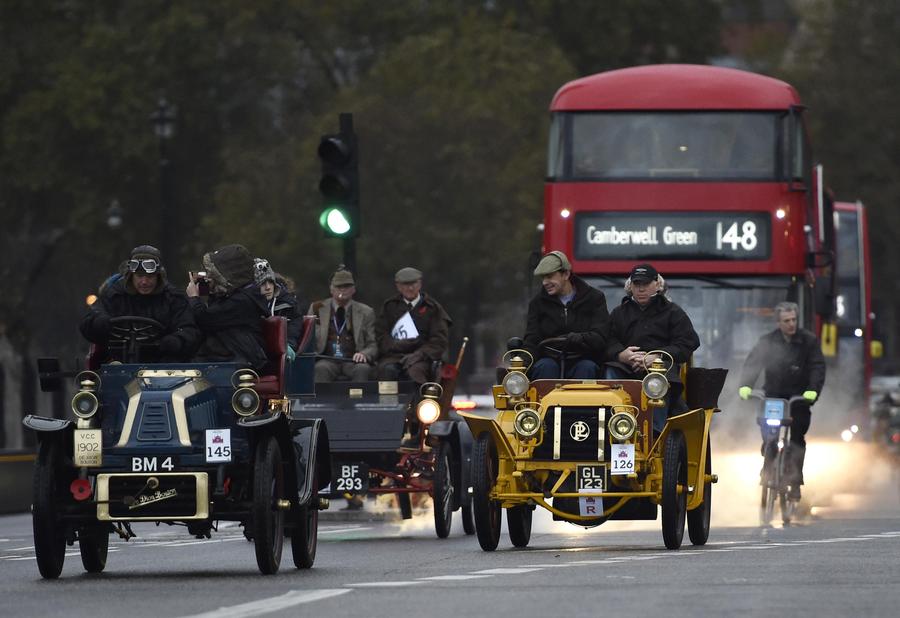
[416,399,441,425]
[502,371,529,397]
[231,387,260,417]
[642,372,669,400]
[608,411,637,441]
[71,391,99,419]
[514,408,541,438]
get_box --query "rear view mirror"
[871,340,884,359]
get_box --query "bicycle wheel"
[777,447,795,525]
[759,445,777,526]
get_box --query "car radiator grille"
[532,405,608,461]
[136,402,173,441]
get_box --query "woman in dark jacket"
[187,244,268,371]
[254,258,303,358]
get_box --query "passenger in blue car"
[80,245,200,363]
[187,244,268,372]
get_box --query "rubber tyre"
[33,439,66,579]
[397,492,413,519]
[661,430,687,550]
[79,525,109,573]
[507,505,533,548]
[460,502,475,535]
[433,442,454,538]
[687,443,712,546]
[291,473,318,569]
[759,443,777,526]
[778,449,795,525]
[472,433,501,551]
[253,436,285,575]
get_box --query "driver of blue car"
[80,245,200,363]
[523,250,611,379]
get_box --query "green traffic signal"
[319,206,352,236]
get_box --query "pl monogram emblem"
[569,421,590,442]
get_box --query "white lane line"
[4,546,34,552]
[347,581,427,588]
[522,563,578,568]
[320,526,374,534]
[417,575,493,581]
[177,589,350,618]
[7,556,35,561]
[470,567,544,575]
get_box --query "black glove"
[565,332,583,351]
[92,312,111,337]
[159,334,181,356]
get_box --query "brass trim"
[115,379,144,447]
[597,407,606,461]
[349,388,363,398]
[138,369,202,378]
[553,406,562,460]
[378,381,399,395]
[171,379,212,446]
[96,472,209,521]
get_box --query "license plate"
[335,462,369,494]
[610,443,635,476]
[205,429,232,463]
[576,465,605,493]
[74,429,102,467]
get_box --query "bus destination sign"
[574,212,771,261]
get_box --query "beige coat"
[308,299,378,362]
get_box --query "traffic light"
[318,113,359,237]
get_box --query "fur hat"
[253,258,277,286]
[202,244,254,293]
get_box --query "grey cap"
[331,269,355,286]
[394,267,423,283]
[533,251,571,276]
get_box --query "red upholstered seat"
[296,315,315,353]
[258,316,287,398]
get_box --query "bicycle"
[748,390,807,526]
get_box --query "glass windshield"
[586,275,799,371]
[550,112,784,181]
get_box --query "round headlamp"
[71,391,99,419]
[608,411,637,441]
[514,408,541,438]
[416,399,441,425]
[231,387,260,417]
[642,372,669,400]
[502,370,529,397]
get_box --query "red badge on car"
[70,478,92,501]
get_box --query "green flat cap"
[331,269,355,286]
[533,251,571,276]
[395,267,423,283]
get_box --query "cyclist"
[738,301,826,500]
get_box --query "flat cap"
[533,251,572,276]
[331,269,355,286]
[394,267,423,283]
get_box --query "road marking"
[417,575,493,581]
[470,567,544,575]
[177,589,350,618]
[320,526,374,534]
[347,581,427,587]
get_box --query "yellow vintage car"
[460,349,726,551]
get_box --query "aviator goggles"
[127,258,160,274]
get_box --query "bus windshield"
[585,275,800,371]
[550,112,787,181]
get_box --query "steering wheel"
[538,336,582,361]
[108,316,165,363]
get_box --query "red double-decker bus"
[543,64,835,373]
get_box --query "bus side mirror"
[871,340,884,359]
[820,323,837,357]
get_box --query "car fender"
[22,415,74,437]
[290,418,331,506]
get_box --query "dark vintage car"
[23,314,330,578]
[294,341,475,538]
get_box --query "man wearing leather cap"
[309,267,378,382]
[524,250,610,379]
[376,266,451,384]
[80,245,200,363]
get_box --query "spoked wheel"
[661,430,687,549]
[472,433,501,551]
[79,525,110,573]
[687,443,712,546]
[507,505,533,548]
[33,440,67,579]
[460,501,475,535]
[397,492,413,519]
[291,472,318,569]
[253,436,285,575]
[432,442,454,538]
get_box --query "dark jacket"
[255,285,303,351]
[604,294,700,376]
[740,328,826,400]
[376,292,451,362]
[80,277,200,362]
[523,275,610,362]
[190,285,268,371]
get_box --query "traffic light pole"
[343,237,356,276]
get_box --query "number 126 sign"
[610,443,635,476]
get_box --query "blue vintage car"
[23,315,330,578]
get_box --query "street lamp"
[149,97,177,262]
